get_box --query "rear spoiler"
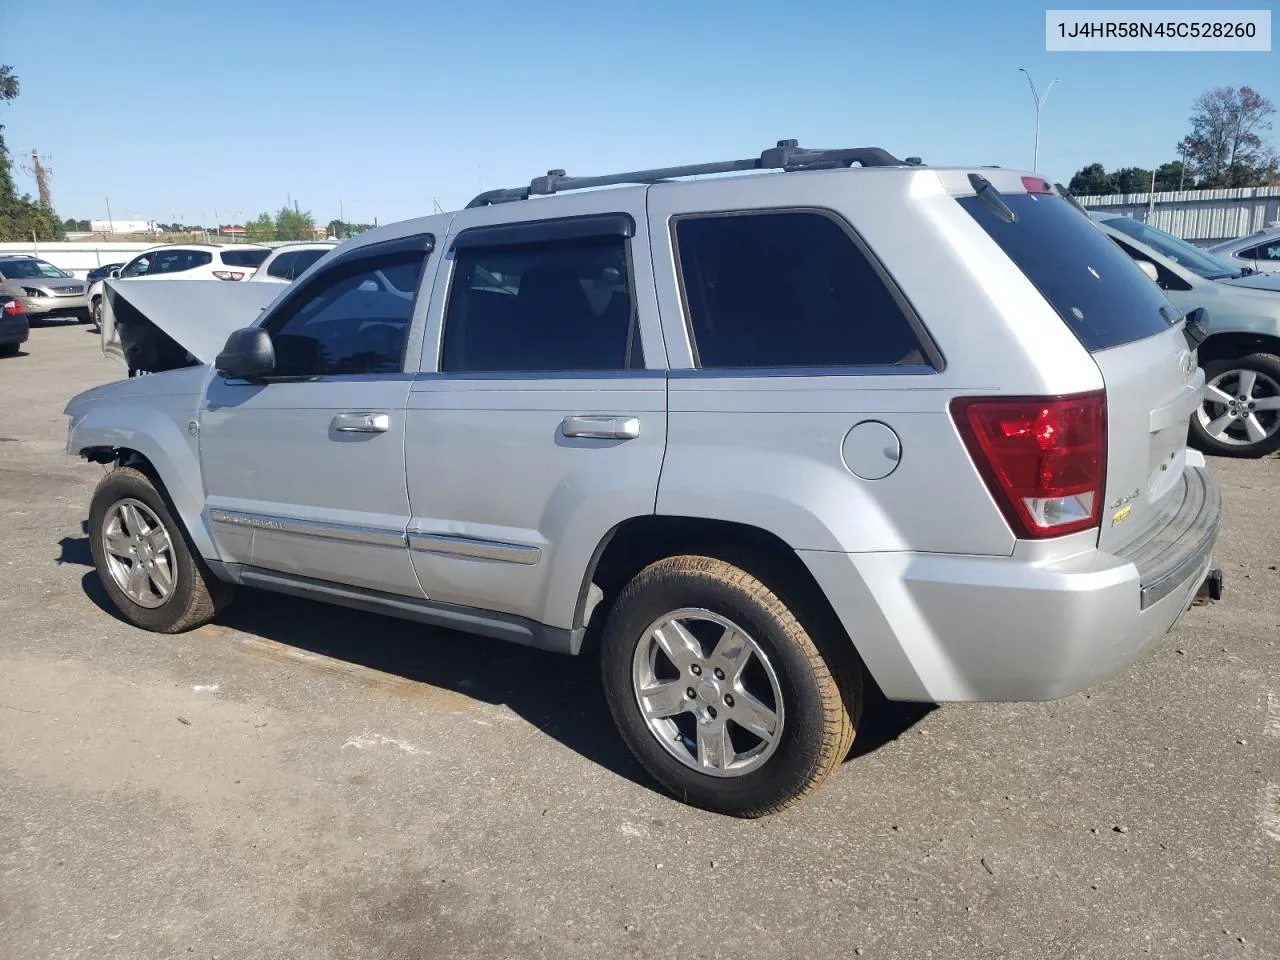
[101,279,282,374]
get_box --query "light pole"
[1018,68,1060,172]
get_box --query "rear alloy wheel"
[601,555,859,817]
[1190,353,1280,458]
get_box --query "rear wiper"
[968,174,1016,223]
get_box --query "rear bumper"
[0,314,30,345]
[800,466,1221,703]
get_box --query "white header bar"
[1046,10,1271,50]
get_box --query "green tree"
[1067,162,1115,196]
[244,211,275,242]
[1112,166,1155,194]
[1180,86,1277,187]
[0,65,64,241]
[274,205,315,241]
[1153,160,1188,192]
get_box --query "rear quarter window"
[959,193,1172,351]
[221,249,269,268]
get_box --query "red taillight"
[212,271,245,281]
[3,300,23,316]
[950,391,1107,539]
[1021,176,1054,195]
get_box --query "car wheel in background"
[1190,353,1280,458]
[88,466,236,632]
[91,297,102,329]
[600,555,860,817]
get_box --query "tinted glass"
[291,248,328,275]
[0,258,68,279]
[442,236,638,372]
[1102,216,1236,278]
[266,251,299,279]
[120,255,151,277]
[265,251,426,377]
[959,194,1172,352]
[675,212,926,369]
[221,249,270,267]
[1243,242,1280,262]
[151,249,212,274]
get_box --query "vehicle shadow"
[73,564,933,794]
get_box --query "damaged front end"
[100,278,283,376]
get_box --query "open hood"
[101,278,283,371]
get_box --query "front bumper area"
[18,293,89,319]
[801,466,1222,703]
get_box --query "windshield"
[1103,217,1238,279]
[1,258,69,279]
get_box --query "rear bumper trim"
[1115,467,1221,610]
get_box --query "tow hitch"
[1194,568,1224,605]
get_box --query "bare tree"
[1180,86,1277,187]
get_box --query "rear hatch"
[958,180,1202,554]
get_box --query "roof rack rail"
[466,140,914,208]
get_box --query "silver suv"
[65,142,1223,816]
[0,255,89,321]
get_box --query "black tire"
[0,342,19,357]
[88,466,235,632]
[90,296,102,329]
[601,555,860,817]
[1189,353,1280,458]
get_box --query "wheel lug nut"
[686,687,696,700]
[690,664,702,676]
[713,668,725,680]
[707,706,717,719]
[724,694,734,707]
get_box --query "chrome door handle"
[332,412,390,433]
[560,415,640,440]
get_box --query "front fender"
[66,374,216,559]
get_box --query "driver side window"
[121,255,151,277]
[263,251,426,378]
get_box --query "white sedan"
[1209,225,1280,274]
[87,244,269,326]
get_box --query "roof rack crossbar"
[465,141,910,207]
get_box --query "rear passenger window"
[266,252,298,280]
[441,237,640,372]
[221,249,269,268]
[674,212,928,369]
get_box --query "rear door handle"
[560,415,640,440]
[332,412,390,433]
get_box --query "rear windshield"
[220,249,269,268]
[959,193,1173,352]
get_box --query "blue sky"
[4,0,1275,226]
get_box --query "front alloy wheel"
[100,498,177,608]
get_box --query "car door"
[198,233,436,596]
[404,193,667,642]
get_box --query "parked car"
[249,242,339,283]
[0,298,28,355]
[0,255,89,322]
[86,263,126,284]
[1093,214,1280,291]
[86,244,269,327]
[1209,225,1280,274]
[65,143,1222,816]
[1091,213,1280,457]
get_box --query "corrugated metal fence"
[1076,186,1280,244]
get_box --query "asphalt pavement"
[1,321,1277,959]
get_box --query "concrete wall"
[0,241,158,278]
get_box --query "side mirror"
[109,269,121,279]
[1136,260,1160,284]
[215,327,275,380]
